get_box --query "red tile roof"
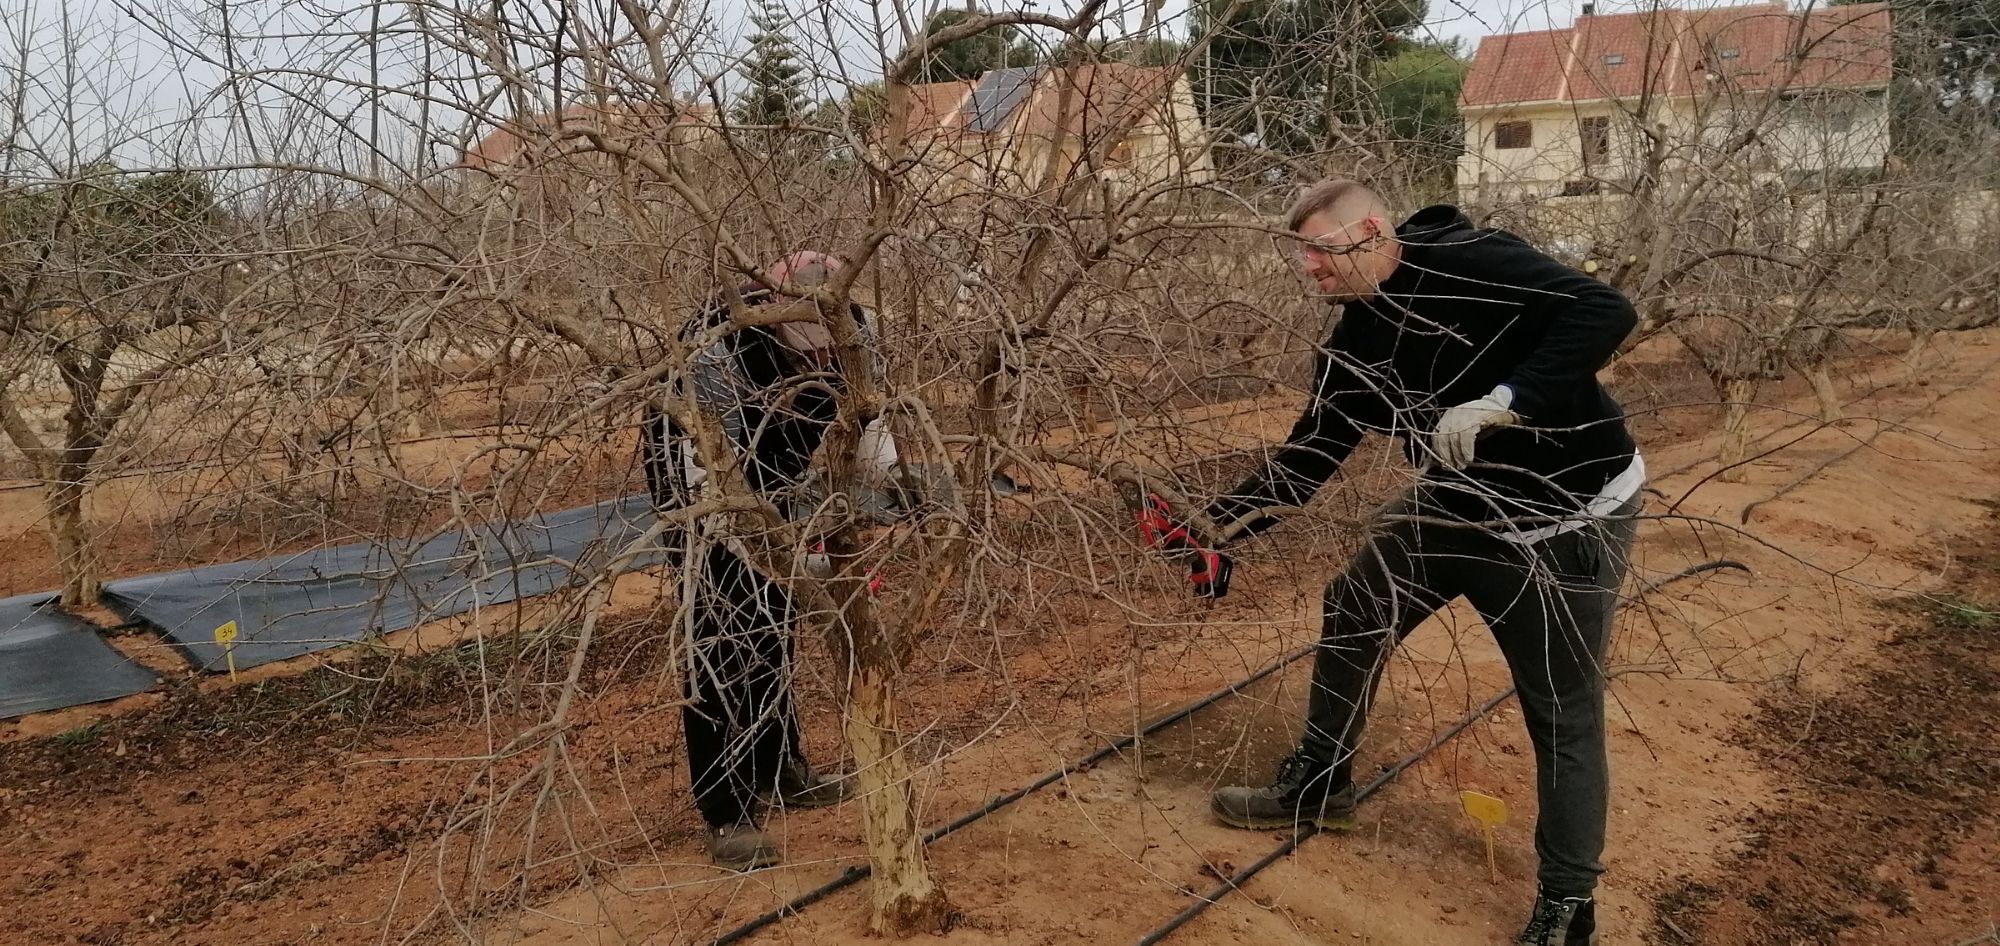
[901,80,977,139]
[1460,28,1574,106]
[1461,1,1889,108]
[1565,8,1694,101]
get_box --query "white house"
[1456,0,1893,205]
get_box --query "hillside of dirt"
[2,329,1997,946]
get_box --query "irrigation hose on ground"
[1129,558,1750,946]
[707,642,1318,946]
[706,558,1746,946]
[1133,685,1522,946]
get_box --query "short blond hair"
[1284,179,1388,232]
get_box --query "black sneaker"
[1209,749,1358,831]
[706,817,779,871]
[1517,890,1596,946]
[768,755,849,809]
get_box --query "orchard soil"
[3,330,1998,945]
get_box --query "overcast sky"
[3,0,1725,175]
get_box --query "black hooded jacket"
[1209,204,1640,537]
[640,287,872,537]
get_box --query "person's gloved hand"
[1134,493,1233,599]
[1431,385,1520,470]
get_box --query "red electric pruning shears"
[1134,492,1233,599]
[808,541,886,598]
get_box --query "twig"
[1740,355,1999,523]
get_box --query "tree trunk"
[1807,364,1841,422]
[48,475,101,607]
[844,656,952,934]
[823,559,952,935]
[1717,378,1755,483]
[1068,380,1099,432]
[1904,328,1932,379]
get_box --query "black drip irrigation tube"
[707,642,1318,946]
[1133,685,1518,946]
[1129,557,1751,946]
[706,558,1747,946]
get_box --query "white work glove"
[1431,385,1519,470]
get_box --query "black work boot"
[1210,749,1358,831]
[706,817,780,871]
[768,754,849,809]
[1516,890,1596,946]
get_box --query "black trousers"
[684,543,804,827]
[1302,485,1640,898]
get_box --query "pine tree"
[734,0,807,127]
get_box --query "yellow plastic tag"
[214,621,240,681]
[1460,791,1508,883]
[1460,791,1508,826]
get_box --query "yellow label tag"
[1461,791,1507,883]
[1460,791,1508,826]
[215,621,240,681]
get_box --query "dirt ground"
[1651,511,2000,946]
[3,330,1999,946]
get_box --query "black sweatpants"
[1301,485,1640,898]
[684,543,804,827]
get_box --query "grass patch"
[52,721,106,748]
[1935,595,1999,631]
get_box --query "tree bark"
[1808,364,1841,422]
[845,658,952,934]
[48,472,100,607]
[1718,378,1755,483]
[1904,328,1933,379]
[822,549,952,936]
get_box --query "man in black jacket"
[641,251,902,870]
[1185,181,1643,946]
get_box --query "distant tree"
[917,8,1040,82]
[733,0,807,126]
[1190,0,1427,155]
[1112,36,1188,67]
[1045,35,1187,67]
[1834,0,2000,153]
[0,167,233,605]
[811,81,888,165]
[1369,40,1467,176]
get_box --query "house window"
[1581,116,1611,167]
[1718,47,1741,59]
[1494,120,1533,150]
[1828,106,1854,133]
[1603,53,1626,66]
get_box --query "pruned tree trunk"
[1718,378,1756,483]
[1807,364,1841,422]
[1904,328,1933,379]
[47,472,101,607]
[822,544,952,936]
[845,659,951,934]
